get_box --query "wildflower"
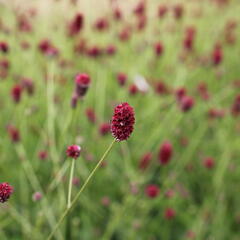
[66,145,81,159]
[99,123,111,136]
[154,42,164,56]
[158,5,168,18]
[0,183,13,203]
[32,192,42,201]
[11,84,22,103]
[139,152,152,170]
[173,4,184,19]
[94,18,109,31]
[111,102,135,141]
[75,73,91,98]
[203,157,215,169]
[21,77,34,95]
[38,151,48,160]
[212,44,223,65]
[68,13,84,36]
[159,141,173,165]
[117,73,127,86]
[145,184,160,198]
[85,108,96,123]
[105,45,116,55]
[129,84,139,95]
[0,41,9,53]
[7,125,20,143]
[179,95,195,112]
[164,208,176,220]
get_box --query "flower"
[145,184,160,198]
[0,182,13,203]
[11,84,22,103]
[179,95,195,112]
[7,125,20,143]
[139,152,152,170]
[203,157,215,169]
[85,108,96,123]
[99,123,111,136]
[32,192,42,201]
[164,208,176,220]
[159,141,173,165]
[66,145,81,159]
[212,44,223,65]
[38,150,48,160]
[68,13,84,36]
[0,41,9,53]
[111,102,135,141]
[154,42,164,56]
[117,72,127,86]
[75,73,91,98]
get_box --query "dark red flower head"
[21,77,34,95]
[94,18,109,31]
[154,42,164,56]
[173,4,184,19]
[164,207,176,220]
[179,95,195,112]
[7,125,20,143]
[129,84,139,95]
[99,123,111,136]
[111,102,135,141]
[11,84,22,103]
[117,72,127,86]
[159,141,173,165]
[0,182,13,203]
[86,108,96,123]
[75,73,91,98]
[0,41,9,53]
[212,45,223,65]
[139,152,152,170]
[66,145,81,159]
[68,13,84,36]
[203,157,215,169]
[145,184,160,198]
[158,5,168,18]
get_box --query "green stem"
[47,139,116,240]
[67,159,76,209]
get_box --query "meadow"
[1,0,240,239]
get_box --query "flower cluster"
[111,103,135,141]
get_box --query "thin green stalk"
[47,139,116,240]
[67,159,76,209]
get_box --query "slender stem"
[67,159,76,209]
[47,139,116,240]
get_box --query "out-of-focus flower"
[32,192,42,201]
[164,208,176,220]
[68,13,84,36]
[86,108,96,123]
[75,73,91,98]
[66,145,81,159]
[11,85,22,103]
[139,152,152,170]
[99,123,111,136]
[145,184,160,198]
[159,141,173,165]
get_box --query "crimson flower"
[66,145,81,159]
[111,102,135,141]
[75,73,91,98]
[0,182,13,203]
[145,184,160,198]
[159,141,173,165]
